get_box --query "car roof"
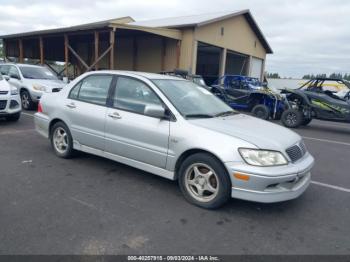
[1,63,46,68]
[94,70,185,81]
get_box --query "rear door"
[105,76,170,168]
[64,74,113,150]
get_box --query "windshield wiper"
[185,114,214,119]
[215,111,238,117]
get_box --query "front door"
[105,76,170,168]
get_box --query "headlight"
[33,84,47,92]
[10,88,19,95]
[238,148,288,166]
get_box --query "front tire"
[281,109,303,128]
[251,104,270,120]
[21,90,34,110]
[6,112,21,122]
[50,122,75,158]
[178,153,231,209]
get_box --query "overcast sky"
[0,0,349,78]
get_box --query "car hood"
[0,79,11,91]
[189,114,301,150]
[25,79,66,90]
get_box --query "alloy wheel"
[21,92,30,109]
[184,163,219,203]
[53,127,68,154]
[286,112,297,126]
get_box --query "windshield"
[153,79,236,118]
[19,66,58,80]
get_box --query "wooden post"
[132,37,138,71]
[161,38,166,71]
[176,40,181,69]
[18,39,23,63]
[39,37,44,65]
[94,31,99,70]
[109,30,115,70]
[191,40,198,74]
[64,35,69,77]
[2,40,6,60]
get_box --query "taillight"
[38,102,43,113]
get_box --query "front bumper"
[30,90,43,102]
[0,94,22,116]
[225,153,314,203]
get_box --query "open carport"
[1,18,182,79]
[1,10,273,82]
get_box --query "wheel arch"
[285,90,311,106]
[174,148,229,181]
[19,87,29,94]
[49,118,69,139]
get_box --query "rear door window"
[69,75,113,106]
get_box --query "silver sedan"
[34,71,314,209]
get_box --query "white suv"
[0,63,65,110]
[0,74,21,121]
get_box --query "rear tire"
[251,104,270,120]
[6,112,21,122]
[50,122,75,158]
[178,153,231,209]
[21,90,34,110]
[281,109,303,128]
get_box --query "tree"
[266,72,280,79]
[0,39,3,59]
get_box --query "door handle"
[108,112,122,119]
[66,102,76,109]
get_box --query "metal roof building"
[0,10,272,82]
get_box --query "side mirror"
[3,75,10,81]
[144,104,166,119]
[63,77,69,84]
[9,73,20,80]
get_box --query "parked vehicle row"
[34,71,314,209]
[0,63,65,111]
[208,74,350,128]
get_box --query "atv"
[211,75,285,120]
[280,78,350,128]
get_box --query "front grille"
[286,141,307,162]
[0,91,8,95]
[0,100,7,110]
